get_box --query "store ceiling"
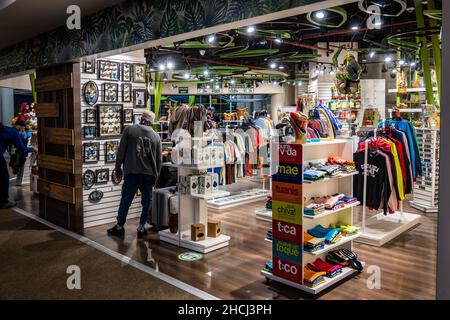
[145,0,441,83]
[0,0,123,49]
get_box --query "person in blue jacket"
[0,122,35,209]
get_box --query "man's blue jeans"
[117,174,155,227]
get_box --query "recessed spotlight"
[183,72,190,79]
[385,56,392,63]
[278,65,285,70]
[207,34,215,43]
[269,62,277,69]
[166,61,175,70]
[369,51,376,58]
[158,63,166,71]
[246,26,256,33]
[272,80,278,85]
[351,25,359,30]
[315,11,326,19]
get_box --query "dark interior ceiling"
[145,0,442,82]
[0,0,124,49]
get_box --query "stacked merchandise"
[303,156,356,182]
[303,223,360,253]
[307,258,343,278]
[265,195,272,210]
[303,268,326,287]
[304,194,358,216]
[266,228,273,241]
[303,232,325,252]
[354,119,421,215]
[168,104,209,136]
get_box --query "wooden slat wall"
[80,56,146,228]
[37,63,83,230]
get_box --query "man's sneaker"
[107,225,125,238]
[137,228,148,239]
[0,201,16,210]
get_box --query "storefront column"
[0,87,14,124]
[437,0,449,300]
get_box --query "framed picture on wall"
[83,126,97,139]
[103,82,119,102]
[95,168,110,184]
[122,83,132,102]
[133,113,142,124]
[83,142,100,163]
[123,109,133,123]
[97,104,123,137]
[83,80,99,106]
[84,60,96,74]
[85,108,97,124]
[98,60,120,81]
[133,89,146,108]
[122,63,132,82]
[104,141,119,163]
[133,64,146,83]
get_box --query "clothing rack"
[357,119,421,246]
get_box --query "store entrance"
[5,0,440,300]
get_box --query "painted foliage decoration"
[0,0,325,77]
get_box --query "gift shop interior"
[2,0,442,300]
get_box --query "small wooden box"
[207,220,221,238]
[191,224,205,241]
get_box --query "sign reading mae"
[273,163,303,184]
[272,200,302,225]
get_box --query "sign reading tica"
[272,219,302,243]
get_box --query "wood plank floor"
[11,181,437,300]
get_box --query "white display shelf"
[255,208,272,222]
[355,212,421,246]
[189,190,230,200]
[304,202,361,220]
[409,201,438,213]
[159,229,230,254]
[387,108,422,113]
[303,171,358,184]
[304,233,360,256]
[208,189,270,211]
[261,265,362,295]
[264,238,272,243]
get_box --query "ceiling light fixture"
[207,34,216,43]
[385,56,392,63]
[279,65,285,70]
[274,37,282,44]
[230,79,236,85]
[203,69,209,76]
[297,81,302,86]
[369,51,376,58]
[399,59,405,66]
[206,84,211,89]
[183,72,190,79]
[246,25,256,33]
[158,63,166,71]
[162,73,168,81]
[166,61,175,70]
[410,61,416,67]
[315,11,326,19]
[269,62,277,69]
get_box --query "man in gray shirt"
[107,110,162,239]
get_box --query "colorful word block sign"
[272,219,302,243]
[273,239,302,264]
[272,257,302,284]
[272,181,302,204]
[278,144,302,165]
[272,200,302,225]
[272,163,303,184]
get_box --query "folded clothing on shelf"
[308,258,343,278]
[303,232,325,252]
[263,261,273,273]
[326,249,364,272]
[307,225,342,244]
[309,162,342,176]
[303,169,326,181]
[265,195,273,209]
[330,223,359,236]
[328,156,355,166]
[303,267,326,287]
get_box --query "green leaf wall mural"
[0,0,326,77]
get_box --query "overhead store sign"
[178,87,189,94]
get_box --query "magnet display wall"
[80,54,147,228]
